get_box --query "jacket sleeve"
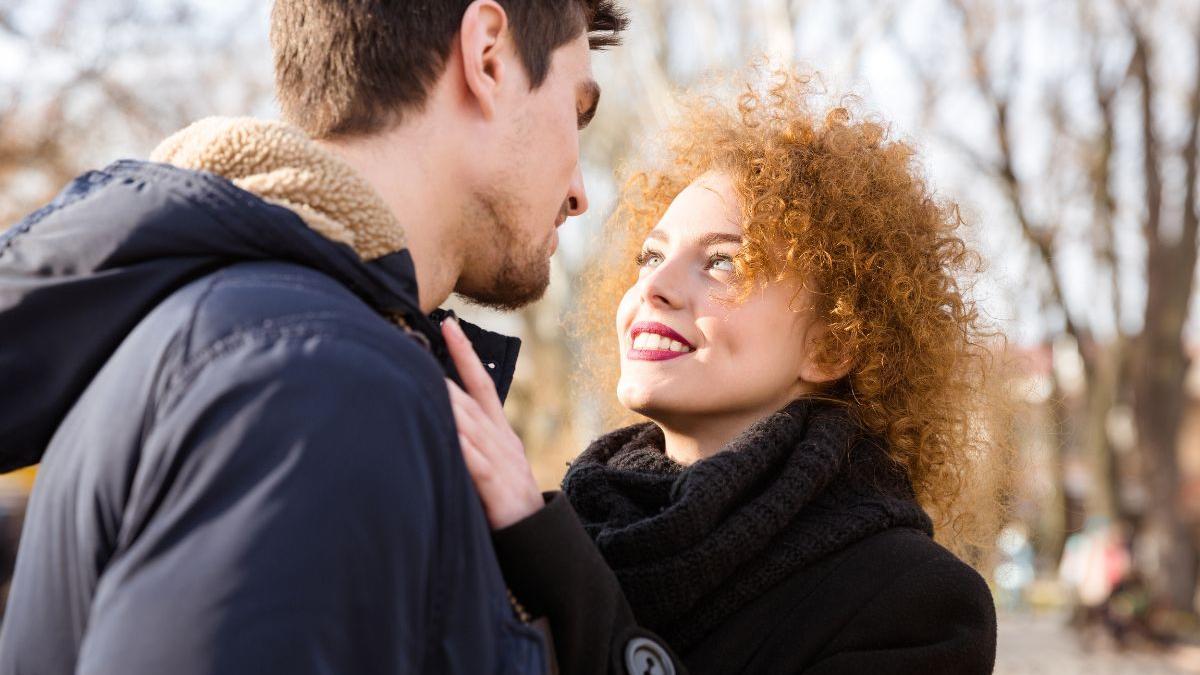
[492,492,686,675]
[801,553,998,675]
[74,332,460,674]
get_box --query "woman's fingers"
[447,383,496,476]
[441,318,506,422]
[447,380,526,467]
[442,355,543,530]
[446,379,491,443]
[457,431,490,477]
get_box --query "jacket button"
[624,637,675,675]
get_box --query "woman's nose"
[641,258,686,309]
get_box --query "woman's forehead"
[653,172,743,240]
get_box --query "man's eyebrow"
[577,79,601,129]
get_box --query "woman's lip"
[628,321,693,348]
[626,347,691,362]
[626,320,694,362]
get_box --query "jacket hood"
[0,118,514,472]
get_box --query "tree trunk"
[1133,252,1198,612]
[1042,378,1080,565]
[1127,20,1200,615]
[1083,344,1125,521]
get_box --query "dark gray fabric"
[563,399,933,650]
[492,401,995,674]
[495,494,997,675]
[0,161,540,674]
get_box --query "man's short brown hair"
[270,0,628,139]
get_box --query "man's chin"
[454,272,550,312]
[455,289,545,312]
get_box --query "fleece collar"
[151,117,406,261]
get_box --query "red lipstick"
[627,321,695,362]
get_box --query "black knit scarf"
[561,398,934,651]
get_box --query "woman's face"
[616,172,835,427]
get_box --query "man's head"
[271,0,627,310]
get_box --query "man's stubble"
[452,184,555,311]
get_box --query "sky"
[6,0,1200,349]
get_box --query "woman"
[442,67,1004,674]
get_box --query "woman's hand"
[441,318,544,530]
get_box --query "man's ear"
[459,0,508,121]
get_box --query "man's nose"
[566,164,589,217]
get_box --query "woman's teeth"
[632,333,693,353]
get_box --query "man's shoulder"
[6,161,240,243]
[129,262,458,494]
[127,260,445,428]
[160,260,428,366]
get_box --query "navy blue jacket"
[0,160,542,674]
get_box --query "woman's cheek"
[703,311,766,379]
[615,287,639,342]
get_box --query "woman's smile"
[627,320,695,361]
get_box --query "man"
[0,1,629,672]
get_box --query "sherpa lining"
[151,117,406,261]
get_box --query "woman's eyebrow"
[643,230,742,246]
[697,232,742,247]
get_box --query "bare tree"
[890,0,1200,612]
[0,1,272,224]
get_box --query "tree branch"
[1124,5,1163,245]
[947,0,1089,353]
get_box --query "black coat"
[0,160,543,674]
[494,492,997,675]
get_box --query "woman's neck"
[656,409,772,465]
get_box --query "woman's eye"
[708,255,735,273]
[635,249,663,268]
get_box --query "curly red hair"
[574,65,1012,560]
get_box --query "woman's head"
[578,64,1009,555]
[615,170,849,431]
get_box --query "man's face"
[455,33,596,310]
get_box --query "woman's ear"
[458,0,508,121]
[798,320,853,385]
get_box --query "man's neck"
[316,120,465,314]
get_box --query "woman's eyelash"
[706,254,735,270]
[635,250,735,270]
[635,249,661,266]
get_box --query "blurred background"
[5,0,1200,671]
